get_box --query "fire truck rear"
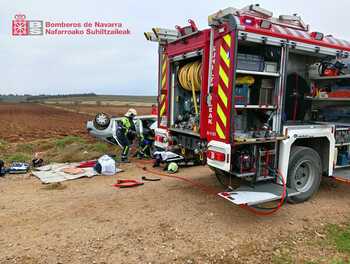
[146,4,350,206]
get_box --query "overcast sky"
[1,0,350,95]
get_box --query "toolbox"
[264,61,278,73]
[259,79,275,105]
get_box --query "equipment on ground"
[8,162,30,174]
[167,162,179,173]
[96,155,116,176]
[113,179,144,188]
[141,176,161,181]
[0,160,5,176]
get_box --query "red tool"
[77,160,96,168]
[113,179,144,188]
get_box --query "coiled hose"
[178,61,202,115]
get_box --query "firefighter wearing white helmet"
[115,108,137,162]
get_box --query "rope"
[178,61,202,115]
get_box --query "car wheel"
[94,112,110,130]
[287,146,322,204]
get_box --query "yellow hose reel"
[178,61,202,115]
[178,61,202,92]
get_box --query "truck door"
[158,51,169,128]
[207,29,237,144]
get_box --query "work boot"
[120,157,130,163]
[137,151,146,159]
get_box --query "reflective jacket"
[118,117,135,135]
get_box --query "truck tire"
[287,146,322,204]
[209,166,241,189]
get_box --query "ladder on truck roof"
[144,28,179,43]
[145,20,199,44]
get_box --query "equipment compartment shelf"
[335,164,350,169]
[306,96,350,102]
[310,74,350,80]
[335,143,350,147]
[233,136,287,145]
[234,105,277,109]
[236,69,280,77]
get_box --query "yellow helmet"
[167,162,178,173]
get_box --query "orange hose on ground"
[134,159,217,195]
[132,160,287,216]
[239,169,287,216]
[332,176,350,185]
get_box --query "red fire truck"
[145,4,350,206]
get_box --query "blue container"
[235,85,249,105]
[337,153,350,166]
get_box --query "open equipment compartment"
[170,54,203,135]
[228,38,285,182]
[233,40,283,141]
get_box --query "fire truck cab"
[145,4,350,206]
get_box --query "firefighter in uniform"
[116,108,137,162]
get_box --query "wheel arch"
[279,134,335,181]
[292,137,330,176]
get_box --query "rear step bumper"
[218,183,300,206]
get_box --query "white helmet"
[125,108,137,117]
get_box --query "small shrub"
[330,258,349,264]
[272,251,293,264]
[47,143,102,163]
[327,223,350,253]
[16,143,34,153]
[0,139,7,150]
[6,153,31,162]
[37,140,56,151]
[55,136,85,149]
[91,143,109,153]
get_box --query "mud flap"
[218,183,300,206]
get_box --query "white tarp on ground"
[32,163,122,184]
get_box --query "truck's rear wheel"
[287,146,322,204]
[211,167,241,188]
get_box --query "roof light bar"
[310,32,324,41]
[260,20,272,29]
[241,16,257,26]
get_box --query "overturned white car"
[86,112,157,146]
